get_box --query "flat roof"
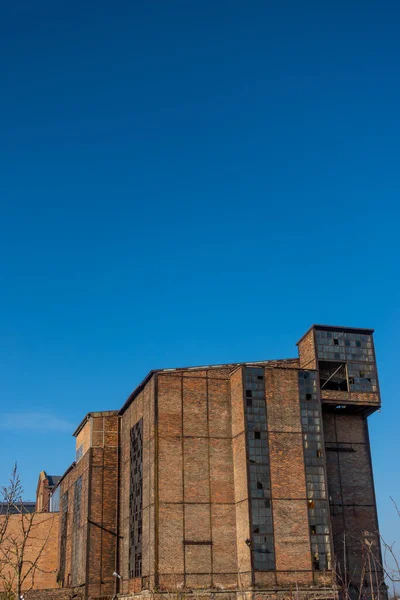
[296,324,374,345]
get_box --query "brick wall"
[155,368,237,591]
[119,376,155,595]
[36,471,52,512]
[323,412,384,593]
[115,363,338,595]
[75,419,92,461]
[264,367,313,587]
[230,366,251,588]
[59,451,90,589]
[0,512,59,593]
[321,390,380,409]
[25,588,84,600]
[87,414,119,599]
[298,330,317,370]
[59,413,119,599]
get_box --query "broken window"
[71,477,82,585]
[129,419,143,578]
[76,444,83,462]
[244,367,275,571]
[299,370,332,571]
[319,361,348,391]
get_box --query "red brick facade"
[23,325,386,600]
[0,512,59,593]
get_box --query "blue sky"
[1,0,399,566]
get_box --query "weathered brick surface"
[119,376,155,594]
[184,437,210,502]
[211,504,237,574]
[36,471,55,512]
[59,451,90,588]
[185,544,212,574]
[184,504,211,541]
[158,503,184,581]
[265,367,312,580]
[183,376,208,437]
[265,368,303,433]
[209,438,235,503]
[59,413,119,597]
[75,419,92,460]
[298,329,317,369]
[0,512,59,593]
[272,500,312,574]
[230,367,251,576]
[25,588,83,600]
[156,369,238,590]
[321,389,380,407]
[323,412,384,591]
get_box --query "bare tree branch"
[0,465,56,600]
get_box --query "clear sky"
[1,0,399,568]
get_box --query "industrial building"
[31,324,386,600]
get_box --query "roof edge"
[72,410,119,437]
[118,358,300,415]
[119,370,157,415]
[296,324,375,346]
[57,462,76,487]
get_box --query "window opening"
[129,419,143,578]
[244,367,275,571]
[319,361,348,391]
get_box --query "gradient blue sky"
[1,0,399,563]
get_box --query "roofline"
[119,370,158,415]
[72,410,119,437]
[296,324,375,346]
[118,357,300,415]
[57,462,76,487]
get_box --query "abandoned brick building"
[39,324,385,599]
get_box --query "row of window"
[299,371,332,571]
[245,368,276,572]
[129,419,143,579]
